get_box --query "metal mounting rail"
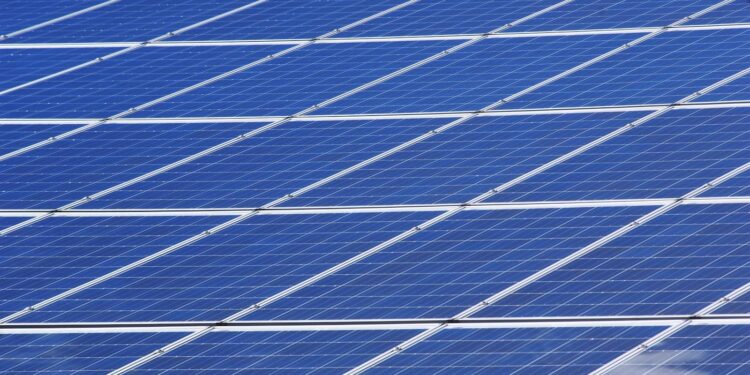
[4,22,750,48]
[2,100,749,125]
[0,0,121,41]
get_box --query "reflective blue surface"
[0,45,283,118]
[132,330,422,375]
[616,324,750,375]
[696,73,750,103]
[138,41,456,117]
[8,0,250,43]
[284,112,644,207]
[0,331,187,374]
[512,0,710,31]
[688,1,750,25]
[476,203,750,317]
[0,48,117,92]
[371,326,664,374]
[0,124,78,155]
[316,34,633,114]
[82,119,448,209]
[18,212,433,322]
[340,0,557,37]
[489,107,750,202]
[505,29,750,109]
[0,0,101,36]
[0,215,228,318]
[0,122,267,209]
[174,0,405,40]
[249,206,649,320]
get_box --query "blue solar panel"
[488,107,750,202]
[0,124,78,155]
[137,41,456,118]
[0,215,229,318]
[687,1,750,25]
[475,203,750,318]
[695,74,750,103]
[0,122,268,209]
[173,0,405,41]
[613,324,750,374]
[0,331,187,374]
[315,34,633,115]
[504,29,750,109]
[0,48,118,92]
[511,0,710,31]
[82,118,448,209]
[282,111,645,207]
[249,207,649,321]
[7,0,250,43]
[339,0,557,37]
[0,0,101,36]
[0,218,28,232]
[131,330,422,375]
[17,212,433,323]
[371,326,664,374]
[0,45,284,119]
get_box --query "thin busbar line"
[4,22,750,49]
[0,0,121,41]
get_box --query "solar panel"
[1,0,749,373]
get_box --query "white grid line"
[0,0,121,41]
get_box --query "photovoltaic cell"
[17,212,434,323]
[475,203,750,318]
[82,119,449,210]
[687,1,750,25]
[488,107,750,203]
[131,330,423,375]
[0,215,229,318]
[0,0,101,36]
[0,45,284,119]
[137,41,456,118]
[371,326,664,374]
[339,0,557,37]
[504,29,750,109]
[612,324,750,375]
[7,0,250,43]
[0,122,268,210]
[0,331,187,374]
[283,111,646,207]
[511,0,709,31]
[0,218,28,232]
[249,207,650,321]
[0,48,118,92]
[173,0,405,41]
[694,74,750,103]
[315,34,634,115]
[0,124,79,155]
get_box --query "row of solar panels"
[2,322,749,374]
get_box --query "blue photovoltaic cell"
[0,215,228,318]
[475,203,750,318]
[316,34,633,115]
[131,330,422,375]
[18,212,434,323]
[489,107,750,203]
[283,112,645,207]
[173,0,404,40]
[0,0,100,35]
[505,29,750,109]
[687,1,750,25]
[614,324,750,375]
[0,331,187,374]
[371,326,664,375]
[511,0,709,31]
[0,122,268,210]
[0,45,283,119]
[0,124,78,155]
[8,0,250,43]
[0,218,27,232]
[695,74,750,103]
[0,48,118,92]
[83,119,448,209]
[340,0,556,37]
[250,207,649,321]
[137,41,456,118]
[703,165,750,200]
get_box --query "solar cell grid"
[0,125,79,156]
[687,1,750,25]
[0,0,103,37]
[695,73,750,103]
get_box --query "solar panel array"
[1,0,750,374]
